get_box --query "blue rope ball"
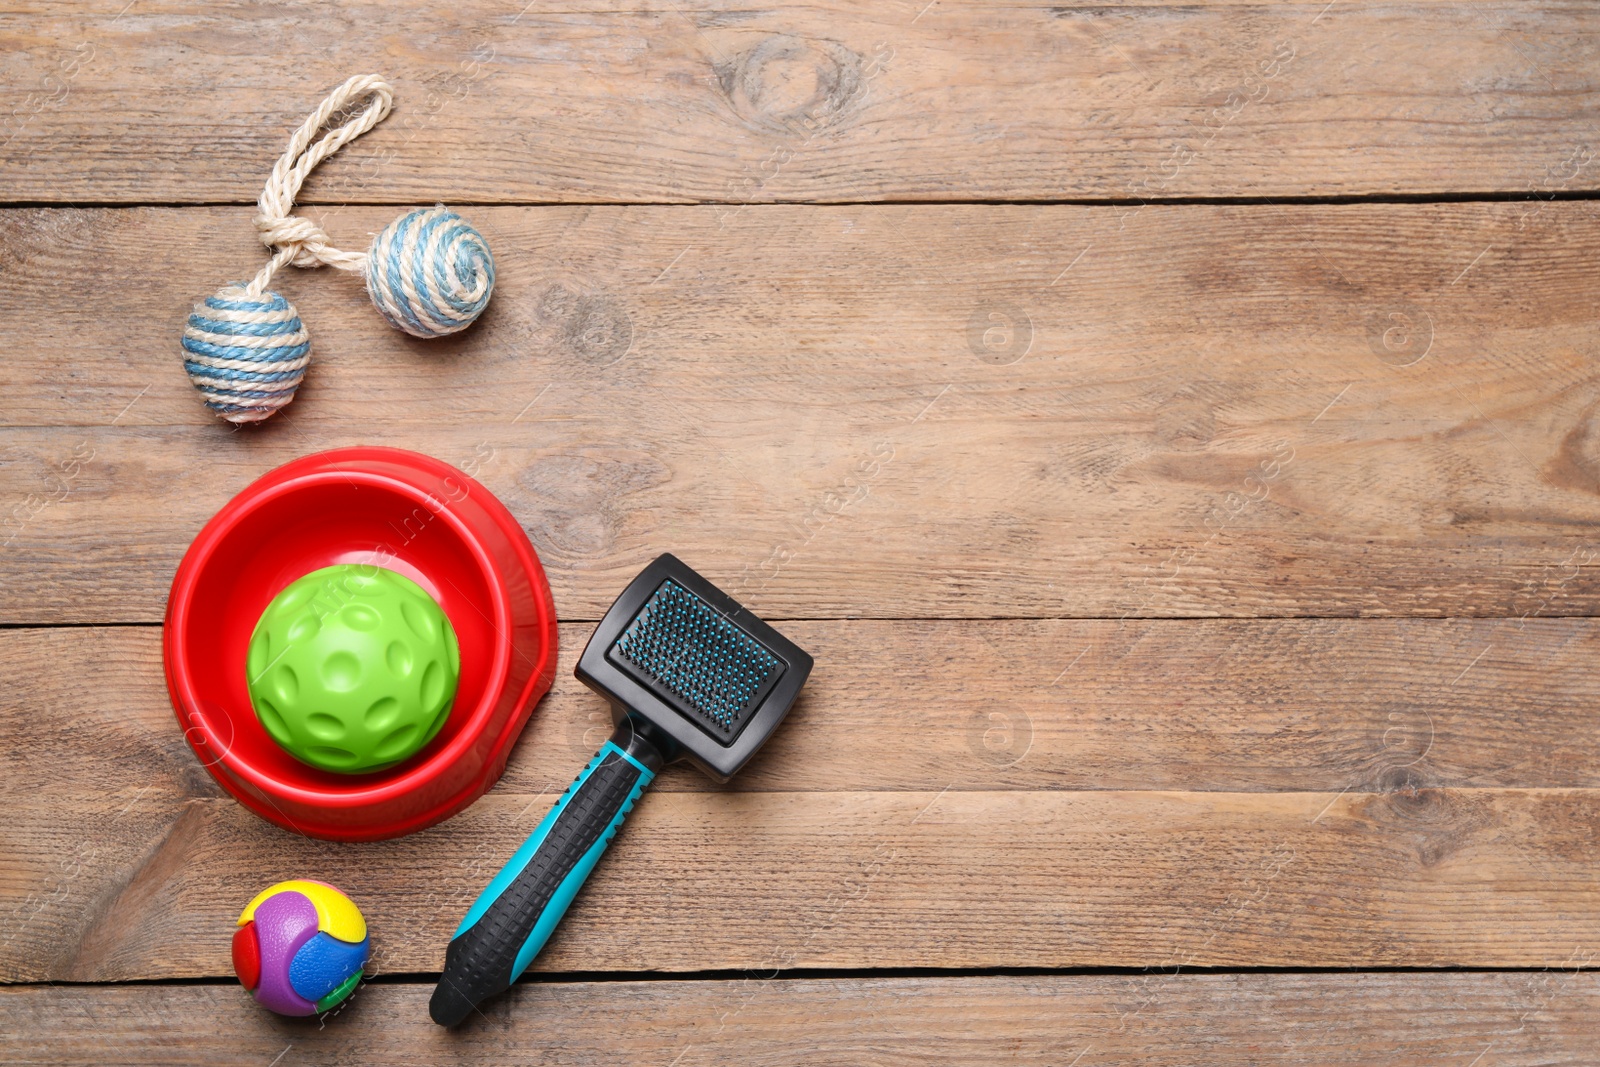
[365,207,495,338]
[181,285,311,424]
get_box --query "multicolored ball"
[365,206,495,338]
[181,285,311,424]
[233,880,369,1016]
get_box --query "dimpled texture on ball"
[248,564,460,773]
[236,881,370,1017]
[365,206,495,338]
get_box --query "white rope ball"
[365,206,495,338]
[179,78,499,424]
[181,284,311,424]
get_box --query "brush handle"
[430,727,659,1026]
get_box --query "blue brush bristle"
[612,580,782,737]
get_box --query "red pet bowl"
[164,447,558,841]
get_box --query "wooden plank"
[7,972,1600,1065]
[17,618,1600,979]
[4,785,1598,980]
[8,619,1600,802]
[3,202,1599,621]
[2,2,1598,203]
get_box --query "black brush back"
[576,554,813,780]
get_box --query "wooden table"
[3,3,1599,1063]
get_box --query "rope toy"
[182,75,496,423]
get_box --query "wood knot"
[1154,390,1216,451]
[715,35,866,135]
[1371,764,1431,796]
[534,279,635,367]
[1356,786,1490,868]
[1544,401,1600,496]
[513,449,671,560]
[1378,784,1450,823]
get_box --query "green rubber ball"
[247,564,461,774]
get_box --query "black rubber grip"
[430,744,651,1026]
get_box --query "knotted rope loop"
[182,72,495,423]
[247,73,394,296]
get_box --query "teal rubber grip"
[430,737,655,1026]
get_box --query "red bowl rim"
[164,446,555,835]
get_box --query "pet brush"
[430,553,813,1026]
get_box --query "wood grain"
[3,202,1599,622]
[7,973,1600,1065]
[7,619,1600,802]
[8,619,1598,980]
[5,785,1598,980]
[2,2,1598,203]
[3,0,1595,1049]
